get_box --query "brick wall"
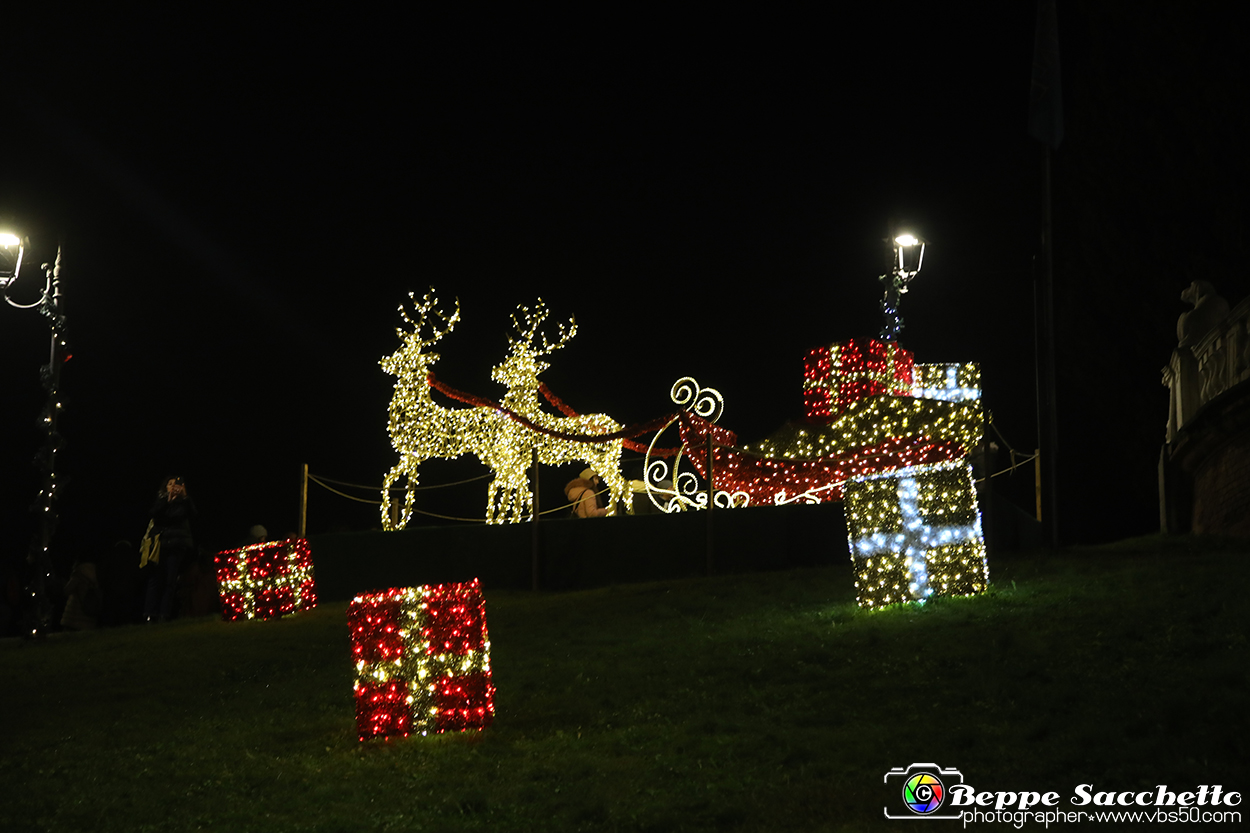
[1192,433,1250,536]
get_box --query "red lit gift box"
[348,578,494,740]
[803,338,916,421]
[215,538,317,621]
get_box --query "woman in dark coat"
[143,475,197,622]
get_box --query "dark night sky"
[2,5,1245,571]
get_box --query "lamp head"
[0,232,25,285]
[892,232,925,281]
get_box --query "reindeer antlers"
[397,288,461,347]
[509,298,577,356]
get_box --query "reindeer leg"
[517,481,533,523]
[382,459,417,531]
[493,480,529,524]
[609,446,631,515]
[605,461,627,517]
[486,478,505,525]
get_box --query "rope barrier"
[307,474,487,522]
[974,455,1039,485]
[309,460,648,497]
[986,412,1038,480]
[312,472,494,491]
[404,508,490,523]
[307,475,384,505]
[305,406,1039,520]
[307,471,619,523]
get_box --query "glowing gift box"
[348,578,494,740]
[844,464,988,609]
[803,338,915,420]
[911,362,982,403]
[215,538,317,621]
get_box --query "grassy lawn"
[1,534,1246,832]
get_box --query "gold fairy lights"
[380,291,628,527]
[745,396,983,463]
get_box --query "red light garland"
[347,578,494,741]
[215,538,317,621]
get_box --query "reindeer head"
[491,299,576,391]
[380,289,461,380]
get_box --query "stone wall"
[1161,291,1250,536]
[1191,436,1250,536]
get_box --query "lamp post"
[2,232,69,638]
[879,232,926,341]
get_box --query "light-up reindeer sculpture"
[380,291,629,529]
[483,300,628,524]
[380,290,477,530]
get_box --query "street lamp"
[1,229,69,638]
[1,233,25,285]
[878,232,926,341]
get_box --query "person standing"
[60,560,101,630]
[564,468,608,518]
[143,475,197,622]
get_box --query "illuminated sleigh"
[645,338,990,608]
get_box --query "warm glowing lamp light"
[0,232,23,283]
[893,233,925,279]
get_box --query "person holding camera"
[143,475,197,623]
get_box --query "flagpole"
[1036,145,1059,548]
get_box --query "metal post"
[1029,0,1063,549]
[1034,448,1042,523]
[706,434,714,576]
[1035,145,1060,547]
[531,447,540,591]
[18,246,67,637]
[300,463,308,538]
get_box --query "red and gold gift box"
[348,578,494,740]
[215,538,317,621]
[803,338,915,421]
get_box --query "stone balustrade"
[1194,295,1250,408]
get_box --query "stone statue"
[1163,280,1229,442]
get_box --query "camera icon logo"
[884,763,966,820]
